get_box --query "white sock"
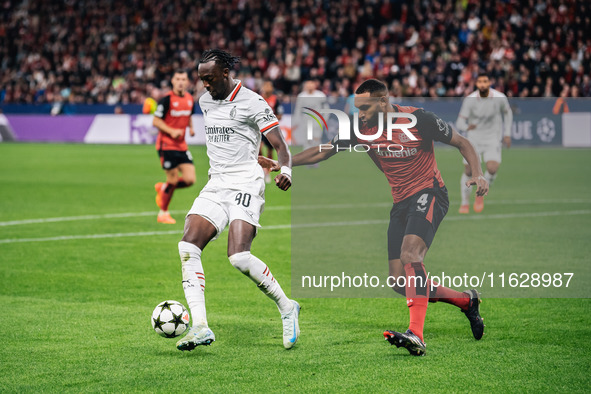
[228,251,293,314]
[178,241,208,328]
[460,173,472,205]
[484,171,496,186]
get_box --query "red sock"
[396,279,470,310]
[429,282,470,310]
[405,262,429,342]
[160,183,176,211]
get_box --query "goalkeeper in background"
[456,72,513,214]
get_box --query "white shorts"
[187,174,265,240]
[463,139,502,165]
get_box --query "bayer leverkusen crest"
[399,132,411,143]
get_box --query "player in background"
[152,70,196,224]
[260,80,284,183]
[175,50,299,351]
[456,72,513,213]
[293,79,328,148]
[260,79,487,356]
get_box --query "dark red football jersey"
[154,91,194,151]
[333,104,453,203]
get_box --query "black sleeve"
[414,109,453,143]
[330,132,354,149]
[329,117,357,148]
[154,95,171,119]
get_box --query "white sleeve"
[456,98,471,132]
[501,96,513,137]
[251,97,279,135]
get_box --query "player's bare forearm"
[503,135,511,148]
[292,145,336,166]
[259,145,328,171]
[449,131,482,176]
[460,142,483,178]
[275,141,291,169]
[448,130,489,196]
[153,117,182,138]
[265,128,291,168]
[188,116,195,137]
[153,117,172,134]
[258,155,279,171]
[264,127,292,190]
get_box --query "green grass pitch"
[0,143,590,392]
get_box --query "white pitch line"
[273,198,591,211]
[0,210,187,227]
[444,209,591,221]
[477,198,591,205]
[1,209,590,245]
[0,230,183,244]
[1,198,589,227]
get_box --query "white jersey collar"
[225,80,242,102]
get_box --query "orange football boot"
[157,212,176,224]
[473,196,484,213]
[459,204,470,214]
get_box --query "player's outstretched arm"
[416,108,487,195]
[447,130,489,196]
[502,96,513,148]
[292,144,338,166]
[259,143,338,171]
[265,127,292,191]
[258,155,280,171]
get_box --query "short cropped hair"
[355,79,388,96]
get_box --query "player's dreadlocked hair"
[355,79,388,96]
[199,49,241,70]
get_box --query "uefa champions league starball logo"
[536,117,555,143]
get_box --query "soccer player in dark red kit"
[261,79,488,356]
[153,70,196,224]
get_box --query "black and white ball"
[151,300,190,338]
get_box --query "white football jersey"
[199,80,279,183]
[457,88,513,143]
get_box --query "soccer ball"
[151,300,190,338]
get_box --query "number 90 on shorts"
[187,180,265,240]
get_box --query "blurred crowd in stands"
[1,0,590,105]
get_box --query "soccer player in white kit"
[176,50,300,351]
[456,73,513,213]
